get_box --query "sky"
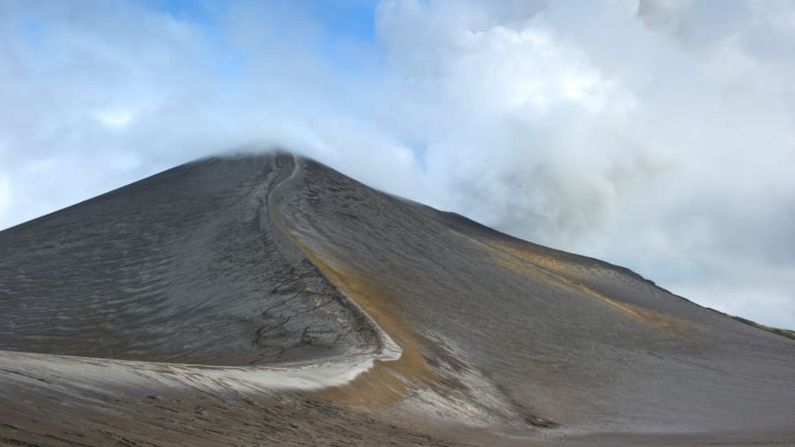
[1,0,794,329]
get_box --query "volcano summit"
[1,152,794,446]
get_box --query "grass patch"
[729,316,795,341]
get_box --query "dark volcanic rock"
[1,151,794,446]
[0,154,379,366]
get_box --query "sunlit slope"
[1,152,794,446]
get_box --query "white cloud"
[94,108,135,129]
[0,176,11,218]
[0,0,794,328]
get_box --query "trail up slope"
[1,152,794,446]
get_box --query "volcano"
[1,152,794,446]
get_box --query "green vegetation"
[729,315,795,341]
[751,322,795,341]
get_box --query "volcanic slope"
[1,152,794,446]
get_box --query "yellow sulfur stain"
[460,233,695,337]
[290,240,439,406]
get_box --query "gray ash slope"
[1,151,794,446]
[0,154,380,366]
